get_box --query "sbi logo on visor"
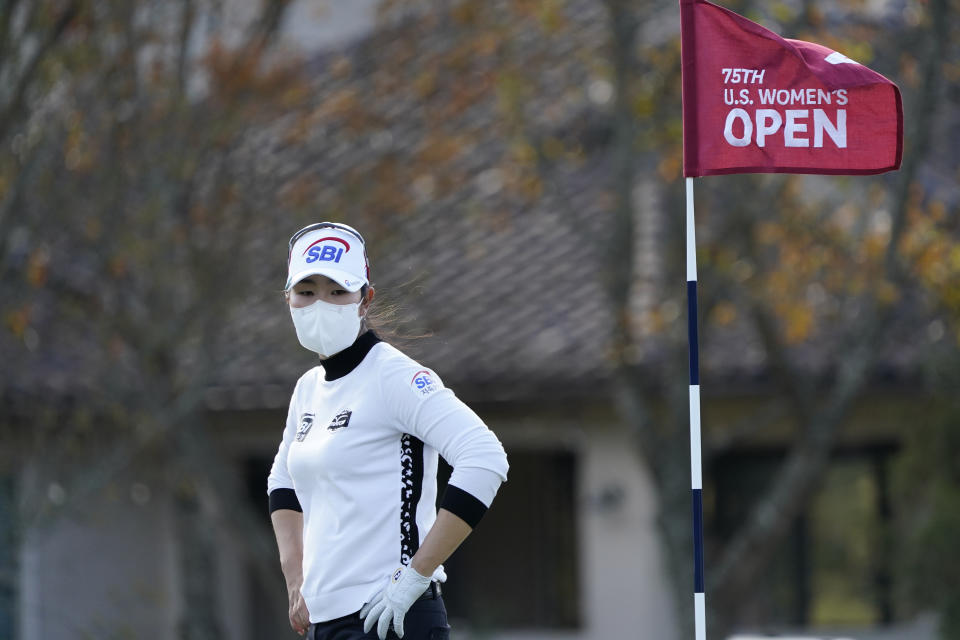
[304,236,350,264]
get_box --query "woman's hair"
[360,283,429,350]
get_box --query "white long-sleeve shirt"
[267,332,509,623]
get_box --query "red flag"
[680,0,903,177]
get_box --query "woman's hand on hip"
[288,586,310,636]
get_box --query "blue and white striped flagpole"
[686,176,707,640]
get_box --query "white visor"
[286,224,369,292]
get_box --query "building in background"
[3,1,952,639]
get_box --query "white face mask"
[289,299,363,358]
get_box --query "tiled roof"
[211,1,623,402]
[217,160,621,404]
[199,1,951,405]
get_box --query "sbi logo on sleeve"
[410,370,440,397]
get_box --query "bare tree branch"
[176,0,196,96]
[708,0,950,620]
[0,0,79,142]
[0,0,24,64]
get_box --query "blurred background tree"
[0,0,313,636]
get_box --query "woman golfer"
[268,222,509,640]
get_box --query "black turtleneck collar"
[321,330,381,381]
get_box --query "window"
[808,456,894,626]
[243,455,289,637]
[0,475,14,639]
[712,445,897,629]
[438,450,581,630]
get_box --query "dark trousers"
[310,596,450,640]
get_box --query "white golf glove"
[360,565,432,639]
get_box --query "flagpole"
[686,176,706,640]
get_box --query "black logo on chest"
[295,413,314,442]
[328,409,353,431]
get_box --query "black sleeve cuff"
[269,488,302,514]
[439,484,488,529]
